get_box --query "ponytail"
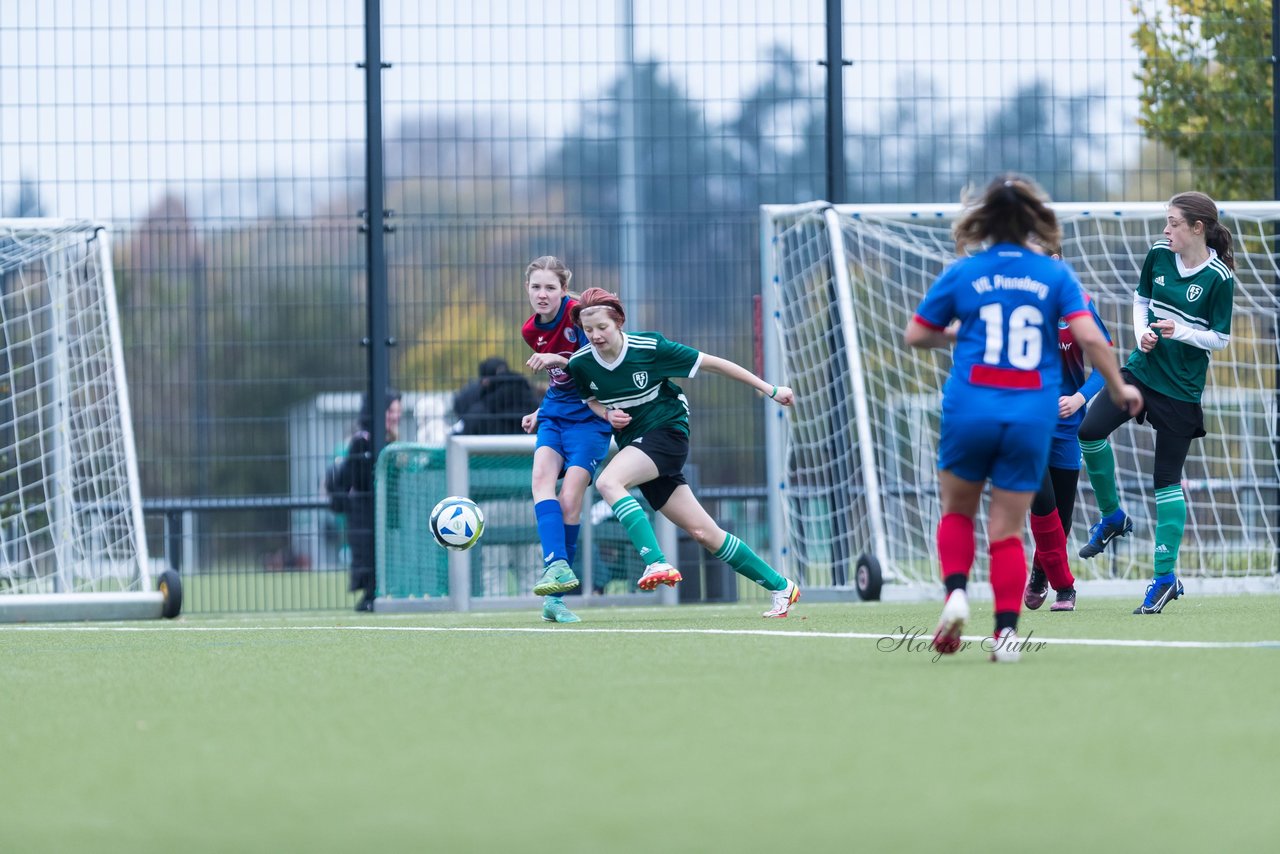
[1208,222,1235,271]
[1169,191,1235,270]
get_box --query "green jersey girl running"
[565,287,802,618]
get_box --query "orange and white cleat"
[637,562,682,591]
[762,578,800,618]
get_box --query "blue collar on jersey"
[534,296,570,329]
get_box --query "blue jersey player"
[904,175,1141,662]
[1024,287,1112,614]
[520,256,613,624]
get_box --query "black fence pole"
[1273,0,1279,200]
[822,0,850,204]
[362,0,391,455]
[1274,0,1279,571]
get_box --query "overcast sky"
[0,0,1146,221]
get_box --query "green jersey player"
[565,287,802,617]
[1075,191,1236,614]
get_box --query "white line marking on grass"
[1,624,1277,649]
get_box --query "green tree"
[1132,0,1273,200]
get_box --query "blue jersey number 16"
[978,303,1044,370]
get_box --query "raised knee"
[595,476,622,500]
[689,527,717,549]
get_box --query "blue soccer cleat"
[1134,574,1184,614]
[1079,509,1134,559]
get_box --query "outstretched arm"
[698,354,793,406]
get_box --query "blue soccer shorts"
[937,409,1055,492]
[536,415,612,477]
[1047,430,1083,471]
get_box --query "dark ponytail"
[1207,221,1235,271]
[1169,191,1234,271]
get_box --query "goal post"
[762,201,1280,596]
[0,220,178,622]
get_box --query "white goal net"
[0,220,155,619]
[762,202,1280,593]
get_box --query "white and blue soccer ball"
[429,496,485,551]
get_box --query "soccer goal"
[374,435,678,613]
[0,220,179,622]
[762,201,1280,597]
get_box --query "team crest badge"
[565,328,577,343]
[1187,285,1203,301]
[632,371,649,388]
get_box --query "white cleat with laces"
[763,578,800,618]
[637,562,682,591]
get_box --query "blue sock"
[1154,571,1176,583]
[564,523,581,568]
[535,499,567,567]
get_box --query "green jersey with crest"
[1126,240,1234,402]
[566,332,704,448]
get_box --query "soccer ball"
[429,496,485,551]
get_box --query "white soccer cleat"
[637,562,682,591]
[989,627,1021,664]
[932,588,969,655]
[762,578,800,618]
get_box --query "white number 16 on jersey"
[978,303,1044,369]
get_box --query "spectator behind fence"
[327,389,402,612]
[452,356,539,435]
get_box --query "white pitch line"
[0,623,1277,649]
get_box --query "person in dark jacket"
[331,390,402,612]
[452,357,538,436]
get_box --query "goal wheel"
[158,569,183,619]
[855,554,882,601]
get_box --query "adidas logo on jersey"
[589,382,598,390]
[1154,275,1165,286]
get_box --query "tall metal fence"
[1,1,1275,611]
